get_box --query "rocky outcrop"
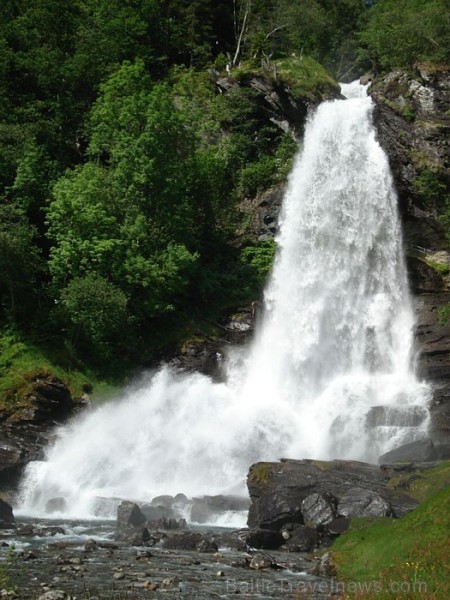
[0,375,84,488]
[371,67,450,458]
[166,307,257,380]
[371,67,450,245]
[245,458,420,550]
[0,498,15,528]
[216,73,340,141]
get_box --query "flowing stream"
[18,82,430,518]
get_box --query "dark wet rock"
[429,384,450,454]
[146,517,187,530]
[372,69,450,433]
[237,185,284,242]
[150,495,174,509]
[140,503,175,521]
[135,549,153,559]
[0,443,21,469]
[414,292,450,382]
[117,501,146,530]
[189,498,210,523]
[249,553,275,570]
[0,499,15,528]
[166,339,225,379]
[371,69,450,249]
[203,494,250,512]
[280,524,319,552]
[325,516,350,536]
[17,524,65,537]
[379,439,450,464]
[190,494,250,524]
[2,520,334,599]
[162,532,218,553]
[197,538,219,553]
[337,488,392,518]
[301,493,336,527]
[0,376,79,488]
[247,459,418,532]
[366,405,429,428]
[130,527,151,546]
[407,256,445,294]
[216,74,339,144]
[173,493,188,508]
[45,498,67,514]
[245,528,284,550]
[17,524,34,535]
[90,496,123,518]
[23,377,74,422]
[83,539,97,552]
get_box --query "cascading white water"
[18,82,431,518]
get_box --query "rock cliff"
[371,66,450,459]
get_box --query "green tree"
[0,204,44,324]
[360,0,450,69]
[60,273,128,358]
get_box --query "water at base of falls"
[18,82,431,518]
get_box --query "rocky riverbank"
[0,513,338,600]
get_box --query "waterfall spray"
[18,82,430,518]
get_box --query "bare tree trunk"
[232,0,251,67]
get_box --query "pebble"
[113,572,125,580]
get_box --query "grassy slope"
[0,331,119,413]
[332,466,450,599]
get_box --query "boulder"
[244,528,284,550]
[325,516,350,536]
[45,497,67,514]
[117,501,146,530]
[130,527,151,546]
[0,499,15,528]
[337,488,392,518]
[190,494,250,523]
[0,375,79,488]
[249,553,275,570]
[150,495,174,509]
[280,524,319,552]
[366,405,428,428]
[247,459,418,531]
[90,496,123,518]
[379,439,450,464]
[301,493,336,527]
[140,503,175,521]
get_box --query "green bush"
[61,274,129,359]
[360,0,450,69]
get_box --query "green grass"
[274,55,340,100]
[425,259,450,275]
[233,55,339,102]
[0,330,119,413]
[387,460,450,503]
[332,486,450,599]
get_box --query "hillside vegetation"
[0,0,449,394]
[333,483,450,599]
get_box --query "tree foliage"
[0,0,447,366]
[360,0,450,69]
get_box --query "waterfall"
[18,82,430,518]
